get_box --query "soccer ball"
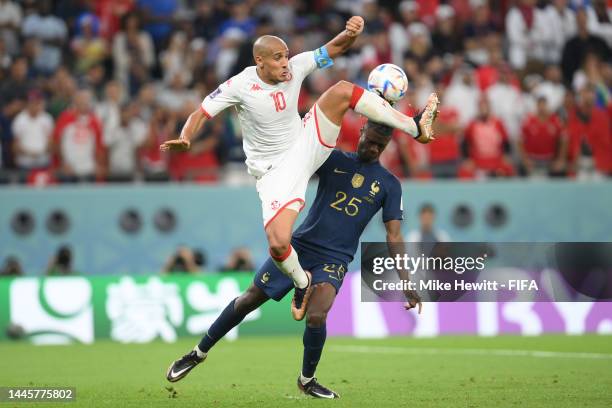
[367,63,409,103]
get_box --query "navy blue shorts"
[253,247,348,302]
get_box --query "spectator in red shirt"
[518,96,567,177]
[566,85,612,178]
[140,106,174,179]
[416,0,439,27]
[388,89,431,179]
[459,96,515,178]
[429,104,462,178]
[168,101,220,182]
[394,85,463,179]
[52,89,106,181]
[95,0,134,40]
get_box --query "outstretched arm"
[385,219,422,314]
[160,108,208,152]
[324,16,365,59]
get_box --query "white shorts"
[256,103,340,227]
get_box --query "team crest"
[271,200,281,210]
[261,272,270,283]
[369,181,380,196]
[351,173,364,188]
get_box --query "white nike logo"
[333,168,349,174]
[169,365,192,379]
[312,390,336,399]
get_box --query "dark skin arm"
[324,16,365,59]
[385,219,423,314]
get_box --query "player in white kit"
[161,16,439,321]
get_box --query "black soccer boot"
[297,376,340,399]
[166,350,205,382]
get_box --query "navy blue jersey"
[292,150,403,265]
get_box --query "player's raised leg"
[265,207,313,321]
[166,285,269,382]
[298,283,339,399]
[316,80,439,144]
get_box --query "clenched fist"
[346,16,365,37]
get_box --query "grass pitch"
[1,335,611,407]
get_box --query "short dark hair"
[420,203,435,214]
[57,245,72,267]
[193,249,206,267]
[364,120,393,138]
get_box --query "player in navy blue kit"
[166,120,423,398]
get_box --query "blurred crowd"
[0,244,255,276]
[0,0,610,185]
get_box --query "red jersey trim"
[264,198,306,230]
[199,105,212,119]
[314,104,335,148]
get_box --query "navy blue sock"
[198,298,246,352]
[301,324,327,378]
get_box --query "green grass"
[1,335,611,407]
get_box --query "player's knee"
[235,287,261,314]
[330,80,353,101]
[306,311,328,328]
[266,229,291,257]
[269,242,290,257]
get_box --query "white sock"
[353,89,418,137]
[194,345,207,358]
[271,245,309,288]
[300,372,314,385]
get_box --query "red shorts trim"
[264,198,305,230]
[313,104,335,148]
[199,105,212,119]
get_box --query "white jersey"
[200,51,318,176]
